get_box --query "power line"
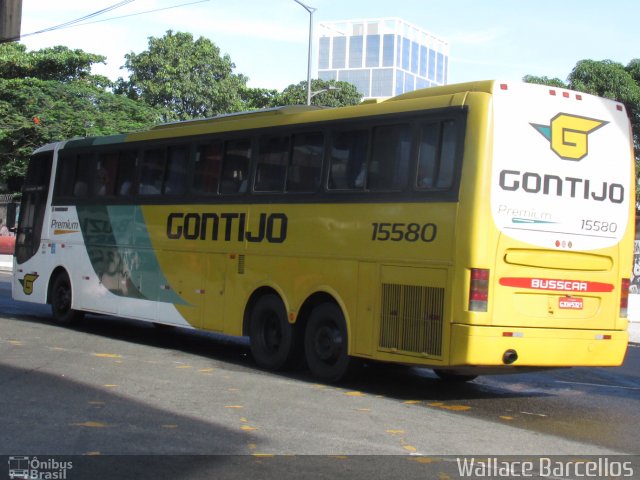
[2,0,210,43]
[21,0,137,38]
[62,0,211,29]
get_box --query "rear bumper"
[449,324,628,367]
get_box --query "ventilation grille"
[379,283,444,356]
[238,255,245,274]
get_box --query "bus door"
[15,151,53,265]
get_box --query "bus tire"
[304,302,357,383]
[249,294,298,371]
[433,369,477,383]
[50,272,84,325]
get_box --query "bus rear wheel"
[50,272,84,325]
[249,294,299,371]
[304,302,357,383]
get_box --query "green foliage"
[116,30,249,121]
[521,75,567,88]
[0,43,162,191]
[276,79,363,107]
[0,43,109,85]
[240,87,279,110]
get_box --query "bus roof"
[51,80,620,151]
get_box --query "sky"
[17,0,640,91]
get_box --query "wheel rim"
[261,314,282,354]
[54,282,71,314]
[313,322,343,365]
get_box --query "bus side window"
[368,124,411,191]
[139,148,165,195]
[328,129,369,190]
[193,141,223,195]
[55,155,77,198]
[437,120,457,189]
[163,145,189,196]
[255,136,289,192]
[416,123,439,189]
[116,150,137,197]
[95,152,118,196]
[73,153,94,198]
[416,120,458,190]
[220,139,251,194]
[287,132,324,193]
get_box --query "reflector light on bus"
[620,278,630,318]
[500,84,508,90]
[595,334,612,340]
[469,268,489,312]
[502,332,524,338]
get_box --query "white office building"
[317,18,450,99]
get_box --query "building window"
[419,45,427,78]
[338,70,371,97]
[371,68,393,97]
[436,52,444,83]
[404,73,415,93]
[366,34,380,67]
[319,37,330,70]
[382,34,394,67]
[332,36,346,69]
[428,48,436,81]
[349,36,363,68]
[395,70,404,95]
[411,41,419,74]
[402,37,410,70]
[319,70,337,81]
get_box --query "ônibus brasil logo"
[530,113,608,161]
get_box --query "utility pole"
[293,0,316,106]
[0,0,23,42]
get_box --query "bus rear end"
[452,81,634,370]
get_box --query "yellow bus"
[12,80,635,382]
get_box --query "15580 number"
[371,222,437,242]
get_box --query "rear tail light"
[469,268,489,312]
[620,278,630,318]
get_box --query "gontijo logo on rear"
[491,88,631,252]
[530,113,608,161]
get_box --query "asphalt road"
[1,271,639,479]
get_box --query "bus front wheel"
[50,272,84,325]
[304,302,357,383]
[249,294,298,371]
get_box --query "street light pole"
[293,0,316,106]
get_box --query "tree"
[0,43,162,191]
[240,86,279,110]
[521,75,567,88]
[276,78,363,107]
[116,30,249,121]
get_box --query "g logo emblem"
[531,113,608,161]
[19,273,39,295]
